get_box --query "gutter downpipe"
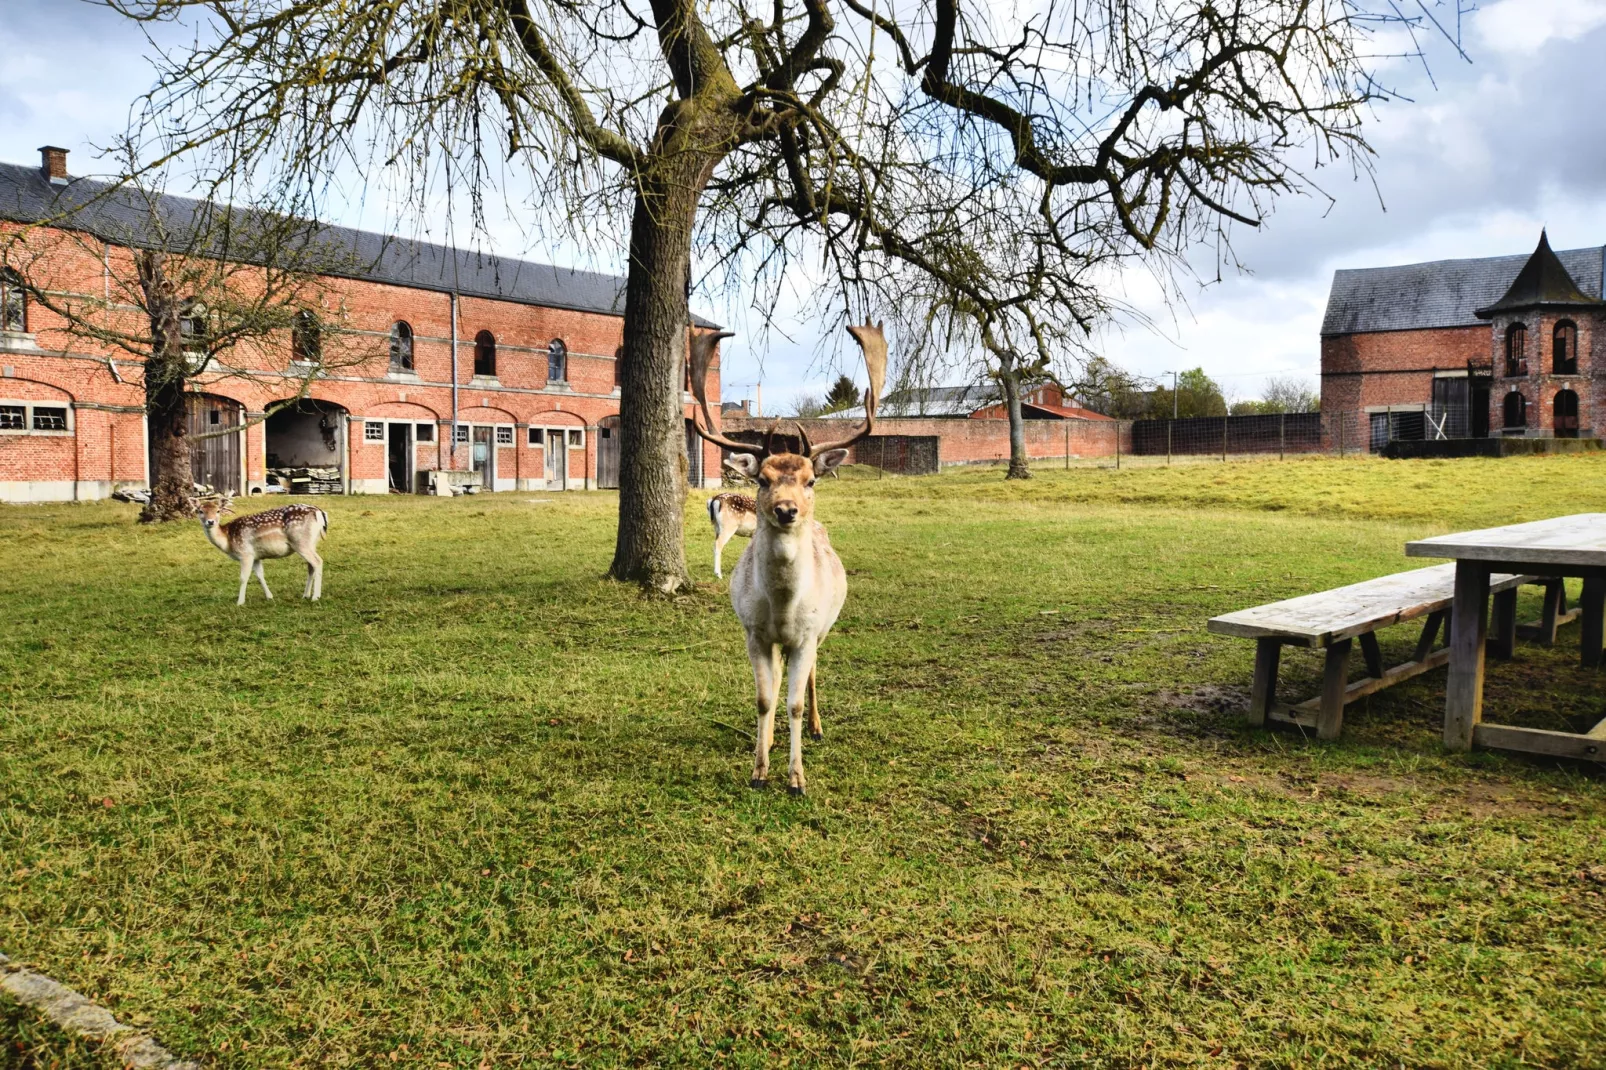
[450,291,460,469]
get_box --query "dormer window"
[389,321,414,372]
[547,338,567,382]
[1554,320,1578,375]
[1505,323,1527,377]
[474,330,497,377]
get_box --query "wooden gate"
[596,416,621,489]
[186,393,242,494]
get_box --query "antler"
[685,329,765,457]
[807,321,888,457]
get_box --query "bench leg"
[1319,639,1352,741]
[1491,588,1517,660]
[1414,610,1445,664]
[1248,638,1281,727]
[1539,580,1563,646]
[1444,562,1490,752]
[1358,631,1384,679]
[1582,577,1605,669]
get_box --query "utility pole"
[1164,370,1177,466]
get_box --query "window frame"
[1554,320,1579,376]
[415,422,435,442]
[0,268,27,333]
[364,420,386,442]
[0,399,72,435]
[546,338,568,383]
[454,424,470,444]
[1503,390,1527,430]
[291,309,323,366]
[389,321,415,373]
[528,427,544,445]
[494,425,514,445]
[1505,322,1528,377]
[474,330,497,379]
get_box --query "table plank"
[1406,514,1606,567]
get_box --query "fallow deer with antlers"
[687,323,886,794]
[193,495,329,605]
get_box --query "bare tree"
[2,168,367,521]
[102,0,1461,582]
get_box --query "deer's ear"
[723,454,760,479]
[813,449,849,477]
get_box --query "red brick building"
[1321,232,1606,449]
[0,149,723,502]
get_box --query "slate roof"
[1321,237,1606,336]
[0,160,718,327]
[1474,230,1604,318]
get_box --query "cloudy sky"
[5,0,1606,411]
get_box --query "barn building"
[1321,232,1606,450]
[0,148,724,502]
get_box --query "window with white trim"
[31,406,67,431]
[0,401,70,434]
[528,427,544,445]
[454,425,469,443]
[0,269,27,333]
[495,425,514,445]
[416,422,435,442]
[364,421,385,441]
[567,428,584,448]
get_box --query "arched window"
[1505,322,1528,377]
[547,338,567,382]
[474,330,497,377]
[291,309,322,365]
[1555,388,1580,438]
[1503,390,1527,429]
[613,345,624,389]
[389,321,414,372]
[0,268,27,333]
[1554,320,1578,376]
[178,299,208,355]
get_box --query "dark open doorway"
[387,422,412,492]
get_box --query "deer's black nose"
[773,505,798,525]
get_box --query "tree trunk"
[136,251,196,522]
[610,145,711,592]
[1000,361,1031,480]
[141,360,194,522]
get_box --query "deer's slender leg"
[237,556,254,605]
[254,559,273,600]
[749,637,781,787]
[785,640,819,795]
[807,667,822,740]
[303,548,324,600]
[713,531,726,578]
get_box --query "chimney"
[38,146,69,185]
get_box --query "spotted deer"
[193,495,329,605]
[687,323,886,794]
[708,492,758,579]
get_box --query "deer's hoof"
[810,730,823,741]
[749,777,769,791]
[787,784,806,797]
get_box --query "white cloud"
[1475,0,1606,55]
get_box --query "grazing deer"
[687,323,886,794]
[708,492,757,578]
[193,495,329,605]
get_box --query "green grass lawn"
[3,454,1605,1068]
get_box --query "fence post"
[1222,416,1228,463]
[1115,421,1121,470]
[1280,413,1286,461]
[1167,420,1173,467]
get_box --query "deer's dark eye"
[757,478,770,489]
[807,479,816,488]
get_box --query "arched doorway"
[1554,389,1580,438]
[597,415,621,489]
[1503,391,1527,433]
[185,393,243,495]
[266,398,348,493]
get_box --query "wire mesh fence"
[1048,411,1368,470]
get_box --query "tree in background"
[822,375,862,414]
[2,169,366,522]
[1231,376,1320,415]
[1072,357,1155,419]
[1151,368,1228,419]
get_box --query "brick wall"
[0,221,723,500]
[723,412,1127,466]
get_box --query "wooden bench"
[1208,565,1577,740]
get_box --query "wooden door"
[471,426,494,486]
[597,417,621,489]
[186,394,241,494]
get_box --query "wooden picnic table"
[1406,513,1606,759]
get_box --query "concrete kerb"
[0,952,200,1069]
